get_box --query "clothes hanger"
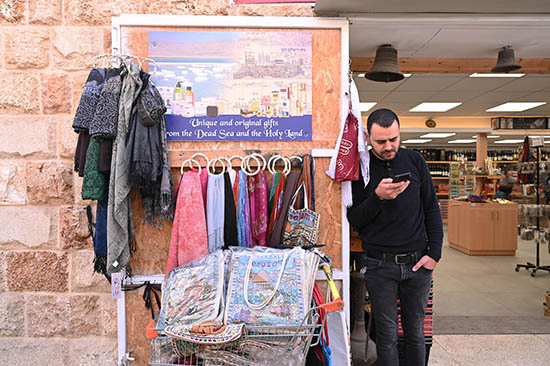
[190,153,209,168]
[207,157,227,175]
[246,153,266,173]
[181,158,201,175]
[241,154,261,176]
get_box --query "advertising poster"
[148,30,313,141]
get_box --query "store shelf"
[494,161,518,164]
[436,193,449,196]
[464,175,503,179]
[431,176,449,179]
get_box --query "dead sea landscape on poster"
[148,30,313,141]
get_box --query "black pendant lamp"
[365,44,405,83]
[491,46,522,73]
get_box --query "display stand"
[515,146,550,277]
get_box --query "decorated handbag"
[282,182,321,247]
[224,247,310,326]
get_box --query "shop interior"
[343,15,550,334]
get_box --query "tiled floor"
[433,225,550,333]
[429,226,550,364]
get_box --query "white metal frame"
[112,14,349,366]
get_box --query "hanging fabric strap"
[243,251,290,310]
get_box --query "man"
[494,168,516,200]
[347,108,443,366]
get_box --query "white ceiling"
[315,1,550,148]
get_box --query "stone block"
[29,0,63,25]
[229,4,315,16]
[0,116,56,159]
[59,117,80,158]
[0,72,41,113]
[144,0,228,15]
[4,29,50,69]
[7,251,68,292]
[26,161,73,204]
[0,0,25,24]
[0,161,26,205]
[27,295,70,336]
[0,338,68,365]
[65,0,143,25]
[41,72,72,114]
[0,295,24,336]
[68,295,101,337]
[71,250,111,293]
[53,28,103,71]
[0,252,6,292]
[59,206,92,250]
[100,295,117,337]
[0,207,56,248]
[68,337,117,366]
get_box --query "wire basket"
[149,307,322,366]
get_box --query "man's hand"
[375,178,410,200]
[412,255,437,272]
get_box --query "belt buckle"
[394,253,409,264]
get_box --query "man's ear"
[365,130,370,145]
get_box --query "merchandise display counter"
[448,200,518,255]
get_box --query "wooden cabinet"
[448,200,517,255]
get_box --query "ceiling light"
[486,102,546,112]
[356,73,366,78]
[410,102,462,112]
[488,135,500,138]
[472,135,477,138]
[491,46,522,73]
[494,139,525,144]
[403,74,412,77]
[402,139,432,144]
[359,102,377,112]
[469,73,524,78]
[421,133,456,138]
[448,139,476,144]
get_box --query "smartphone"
[392,172,411,183]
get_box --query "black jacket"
[347,148,443,261]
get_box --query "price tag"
[111,271,124,299]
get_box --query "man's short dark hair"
[367,108,400,134]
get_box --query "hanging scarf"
[74,130,91,177]
[200,168,209,210]
[268,173,281,214]
[206,173,225,252]
[107,61,142,275]
[90,67,123,139]
[249,171,268,246]
[232,170,240,214]
[268,171,300,247]
[165,169,208,277]
[92,184,109,279]
[223,172,238,248]
[72,67,106,132]
[334,111,360,182]
[326,78,369,207]
[267,172,285,239]
[237,171,249,247]
[81,137,106,200]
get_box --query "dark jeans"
[364,255,432,366]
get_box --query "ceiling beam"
[351,57,550,73]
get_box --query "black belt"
[366,249,425,265]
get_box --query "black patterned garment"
[72,68,106,132]
[89,67,123,139]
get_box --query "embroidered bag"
[224,247,309,325]
[282,182,321,247]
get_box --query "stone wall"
[0,1,316,365]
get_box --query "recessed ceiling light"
[356,73,366,78]
[494,139,525,144]
[486,102,546,112]
[403,74,412,78]
[472,135,477,138]
[410,103,462,112]
[488,135,500,139]
[402,139,432,144]
[448,139,476,144]
[421,133,456,138]
[359,102,377,112]
[469,73,525,78]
